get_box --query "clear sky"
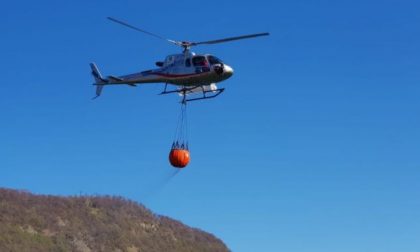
[1,0,420,251]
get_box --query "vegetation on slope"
[0,188,229,252]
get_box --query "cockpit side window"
[185,58,191,67]
[207,55,223,65]
[192,56,207,66]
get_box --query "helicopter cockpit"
[191,55,223,67]
[188,55,225,74]
[192,56,208,67]
[207,55,223,65]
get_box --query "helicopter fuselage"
[99,52,233,87]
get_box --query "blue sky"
[1,0,420,251]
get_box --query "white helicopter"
[90,17,269,102]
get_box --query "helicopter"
[90,17,269,102]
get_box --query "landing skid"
[159,84,225,103]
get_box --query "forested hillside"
[0,188,229,252]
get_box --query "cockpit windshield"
[192,56,208,66]
[207,55,223,65]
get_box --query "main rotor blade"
[191,32,270,46]
[107,17,178,45]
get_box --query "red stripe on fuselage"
[153,72,208,78]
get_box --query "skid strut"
[159,84,225,103]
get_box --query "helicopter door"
[166,56,175,65]
[185,58,191,68]
[165,55,184,74]
[172,55,186,74]
[192,56,210,73]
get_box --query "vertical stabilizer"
[90,63,107,99]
